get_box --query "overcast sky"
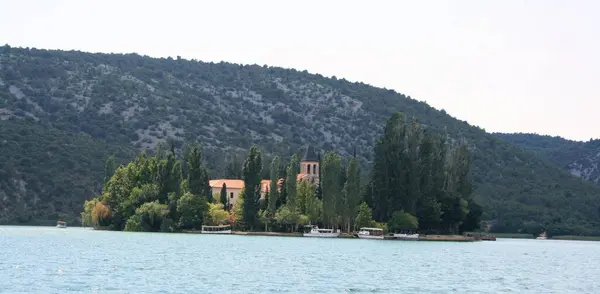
[1,0,598,141]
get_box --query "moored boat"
[56,221,67,229]
[201,225,232,234]
[480,235,497,241]
[303,225,340,238]
[356,227,384,240]
[386,232,419,240]
[536,231,547,240]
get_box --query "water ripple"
[1,226,600,293]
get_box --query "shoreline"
[187,230,480,242]
[11,225,600,242]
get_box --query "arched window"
[307,164,311,174]
[313,164,317,175]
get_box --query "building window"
[313,164,317,175]
[307,164,311,174]
[230,192,234,199]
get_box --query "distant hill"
[1,45,600,235]
[496,133,600,185]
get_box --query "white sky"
[1,0,598,141]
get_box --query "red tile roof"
[209,179,244,189]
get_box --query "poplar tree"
[321,151,341,228]
[415,131,442,231]
[186,143,211,200]
[285,154,300,209]
[242,146,262,230]
[369,111,478,234]
[103,155,117,187]
[267,156,280,215]
[343,157,361,231]
[371,112,407,221]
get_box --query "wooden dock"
[232,231,302,237]
[182,230,481,242]
[418,235,479,242]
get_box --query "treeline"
[366,112,481,234]
[82,112,482,234]
[81,143,224,232]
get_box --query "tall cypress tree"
[103,155,117,188]
[442,143,472,233]
[285,154,300,209]
[415,131,442,231]
[404,119,423,215]
[343,156,361,232]
[267,156,280,215]
[220,183,228,210]
[242,146,262,230]
[315,153,323,200]
[371,112,407,222]
[321,151,341,228]
[187,143,211,200]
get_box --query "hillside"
[2,45,600,234]
[496,133,600,184]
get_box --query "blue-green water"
[1,226,600,293]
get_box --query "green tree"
[459,199,483,233]
[274,205,304,232]
[285,154,300,208]
[388,211,419,232]
[242,146,262,230]
[206,202,230,225]
[321,151,341,228]
[304,189,322,224]
[342,156,361,232]
[267,156,280,215]
[82,197,101,227]
[370,112,408,222]
[220,183,228,210]
[103,155,117,187]
[124,201,171,232]
[355,202,376,228]
[232,189,245,229]
[186,143,211,200]
[176,192,209,230]
[296,179,316,215]
[442,143,473,233]
[102,160,140,230]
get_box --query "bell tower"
[300,144,319,184]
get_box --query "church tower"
[299,144,319,184]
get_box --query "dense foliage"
[0,120,134,225]
[367,113,480,234]
[496,133,600,185]
[2,45,600,235]
[81,144,214,232]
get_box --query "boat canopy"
[201,225,231,231]
[360,227,382,231]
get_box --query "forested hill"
[1,45,600,235]
[495,133,600,185]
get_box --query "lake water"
[1,226,599,293]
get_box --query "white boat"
[389,233,419,240]
[536,231,547,240]
[56,221,67,229]
[357,227,384,239]
[303,225,340,238]
[201,225,232,234]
